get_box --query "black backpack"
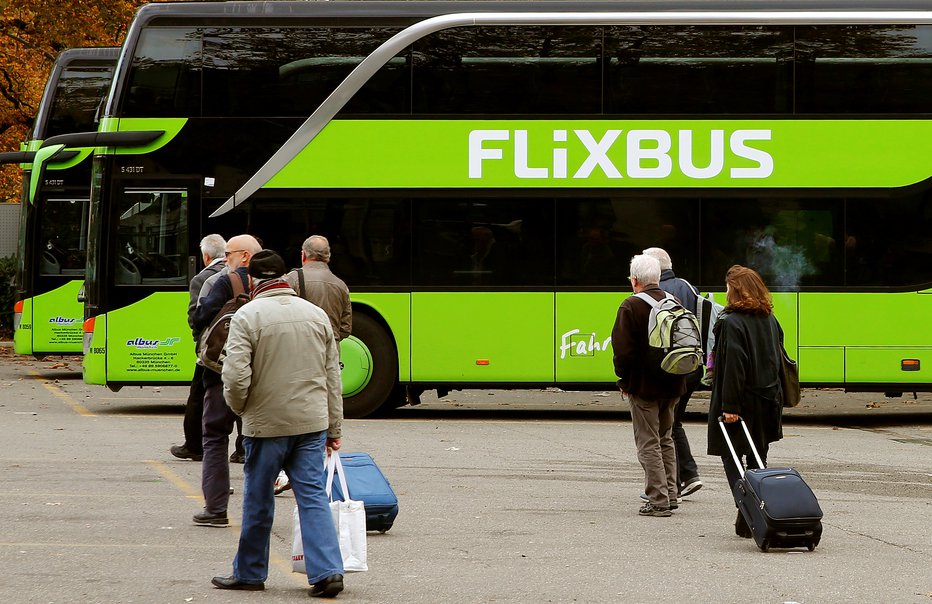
[197,274,250,373]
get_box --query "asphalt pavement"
[0,348,930,603]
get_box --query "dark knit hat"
[248,249,286,280]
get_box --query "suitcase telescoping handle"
[717,416,766,477]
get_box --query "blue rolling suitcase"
[719,418,823,552]
[330,452,399,533]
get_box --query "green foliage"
[0,254,15,335]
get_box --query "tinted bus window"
[605,26,793,115]
[123,28,202,117]
[225,197,411,287]
[202,27,406,117]
[413,27,602,115]
[701,198,844,288]
[797,25,932,114]
[413,197,554,286]
[116,189,189,285]
[46,65,113,137]
[39,198,89,276]
[555,196,699,287]
[846,193,932,287]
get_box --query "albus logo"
[126,337,181,350]
[48,316,78,325]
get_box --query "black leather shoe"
[229,450,246,464]
[170,445,203,461]
[211,575,264,591]
[193,509,229,527]
[309,574,344,598]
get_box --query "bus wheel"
[340,313,398,419]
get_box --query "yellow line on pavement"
[30,371,94,416]
[145,460,204,501]
[144,460,304,586]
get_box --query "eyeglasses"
[224,249,246,258]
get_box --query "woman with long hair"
[706,265,786,538]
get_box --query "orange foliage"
[0,0,154,202]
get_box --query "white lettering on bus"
[467,128,773,180]
[468,130,509,178]
[729,130,774,178]
[559,329,612,359]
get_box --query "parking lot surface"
[1,349,930,603]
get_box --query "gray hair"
[302,235,331,262]
[200,234,226,261]
[642,247,672,271]
[629,254,661,286]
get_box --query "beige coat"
[222,287,342,438]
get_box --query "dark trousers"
[182,363,206,454]
[202,369,237,513]
[671,370,702,488]
[186,363,243,456]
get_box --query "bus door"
[104,185,197,384]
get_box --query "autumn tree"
[0,0,147,202]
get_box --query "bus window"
[604,26,793,115]
[46,65,113,136]
[39,197,89,276]
[846,193,932,287]
[796,25,932,114]
[412,197,554,286]
[701,198,844,288]
[202,27,406,118]
[122,28,201,118]
[116,189,188,285]
[413,26,602,115]
[555,196,699,287]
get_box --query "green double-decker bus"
[1,47,118,357]
[80,1,932,416]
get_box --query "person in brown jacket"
[284,235,352,342]
[611,254,687,517]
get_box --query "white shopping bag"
[292,453,368,573]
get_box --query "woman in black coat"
[706,265,785,538]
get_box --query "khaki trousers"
[629,393,679,508]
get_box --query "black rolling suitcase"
[718,417,823,552]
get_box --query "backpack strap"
[633,291,673,308]
[297,267,306,299]
[230,271,246,298]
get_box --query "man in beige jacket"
[212,250,345,598]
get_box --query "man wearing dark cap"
[212,250,345,598]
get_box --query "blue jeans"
[232,431,343,585]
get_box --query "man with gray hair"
[642,247,704,499]
[171,234,226,462]
[285,235,352,341]
[611,254,686,517]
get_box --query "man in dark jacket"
[643,247,703,499]
[170,234,226,462]
[190,233,261,527]
[611,254,686,517]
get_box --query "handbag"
[780,348,801,408]
[292,453,368,573]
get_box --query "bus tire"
[341,313,398,419]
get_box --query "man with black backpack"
[643,247,705,500]
[611,254,687,517]
[190,233,261,527]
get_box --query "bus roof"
[130,0,932,25]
